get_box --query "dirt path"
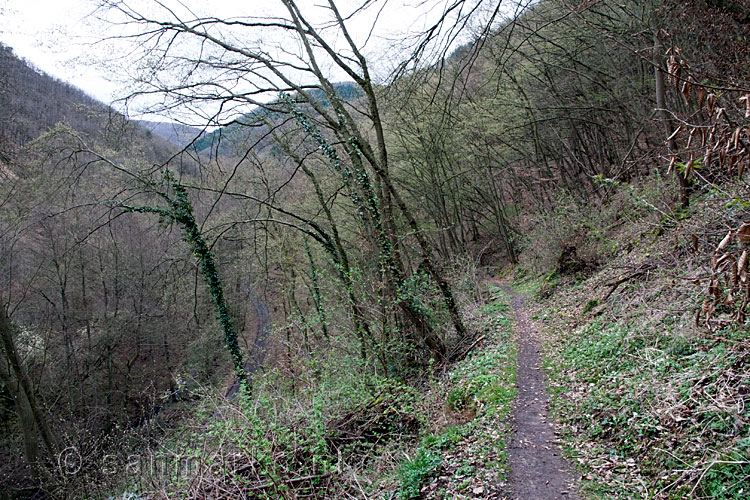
[502,286,580,500]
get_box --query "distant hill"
[193,82,364,157]
[135,120,205,149]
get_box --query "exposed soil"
[502,285,580,500]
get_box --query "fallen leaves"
[533,222,749,499]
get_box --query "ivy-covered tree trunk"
[123,174,247,390]
[285,96,447,359]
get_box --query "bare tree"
[98,0,475,357]
[0,302,59,473]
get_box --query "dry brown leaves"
[664,47,749,183]
[694,223,750,329]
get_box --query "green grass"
[396,448,443,500]
[512,272,543,295]
[395,284,518,496]
[543,315,749,499]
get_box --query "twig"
[245,472,332,492]
[459,334,486,358]
[603,267,652,301]
[689,460,750,495]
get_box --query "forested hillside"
[0,0,748,499]
[134,120,204,150]
[0,44,177,164]
[0,44,103,147]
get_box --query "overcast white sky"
[0,0,506,120]
[0,1,113,97]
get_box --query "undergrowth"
[100,272,515,500]
[530,185,750,499]
[394,285,517,499]
[545,317,748,499]
[101,345,426,499]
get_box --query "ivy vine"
[119,170,247,389]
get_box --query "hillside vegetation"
[0,0,748,498]
[527,180,749,498]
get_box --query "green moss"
[582,299,599,315]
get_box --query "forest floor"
[412,280,581,500]
[501,285,580,500]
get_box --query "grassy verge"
[395,284,518,499]
[533,250,749,498]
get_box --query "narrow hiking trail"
[502,285,580,500]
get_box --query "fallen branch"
[602,265,654,301]
[244,472,332,492]
[459,335,486,359]
[689,460,750,496]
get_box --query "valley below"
[0,0,748,498]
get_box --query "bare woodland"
[1,0,748,498]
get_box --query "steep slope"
[523,180,749,499]
[0,0,747,498]
[0,44,103,148]
[0,43,175,162]
[0,42,210,497]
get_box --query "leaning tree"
[95,0,502,362]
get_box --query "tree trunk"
[0,306,59,463]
